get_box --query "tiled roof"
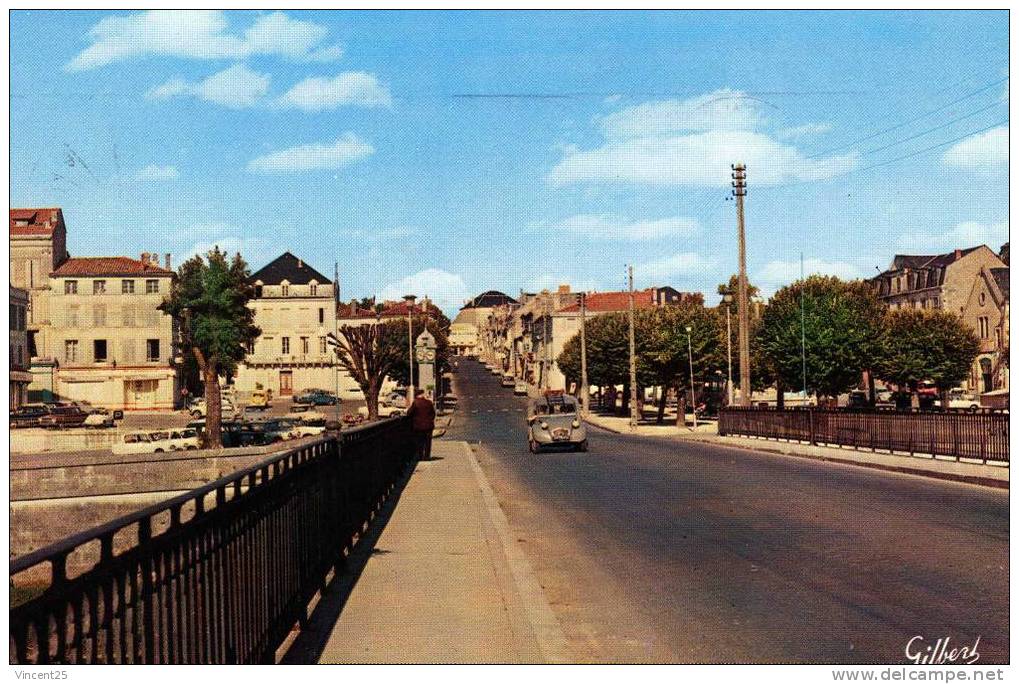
[991,267,1010,301]
[251,252,331,286]
[10,208,63,236]
[886,246,982,273]
[51,256,173,278]
[558,289,656,313]
[461,290,518,309]
[377,300,444,318]
[336,303,379,319]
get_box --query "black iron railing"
[719,407,1009,463]
[10,417,414,664]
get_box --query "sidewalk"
[305,439,570,663]
[585,412,1009,489]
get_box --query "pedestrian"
[405,388,436,461]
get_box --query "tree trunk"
[364,377,381,421]
[910,381,920,409]
[866,370,876,407]
[776,380,785,410]
[621,382,629,415]
[202,358,223,449]
[676,388,686,428]
[656,386,667,424]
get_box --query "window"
[282,337,290,354]
[93,280,106,295]
[122,280,135,294]
[979,317,989,339]
[120,339,136,363]
[145,279,159,294]
[281,285,290,297]
[93,304,106,327]
[122,306,135,327]
[301,337,309,354]
[65,340,79,363]
[64,280,78,294]
[67,306,79,327]
[979,292,986,306]
[319,307,325,324]
[319,337,327,354]
[245,340,255,354]
[93,339,108,363]
[310,283,318,296]
[146,339,160,362]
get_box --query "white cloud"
[247,133,374,173]
[550,129,857,187]
[379,268,472,315]
[599,89,765,139]
[534,214,701,241]
[639,252,716,282]
[776,123,833,139]
[897,220,1009,251]
[137,164,179,180]
[65,10,341,71]
[146,63,270,108]
[278,72,392,111]
[178,235,267,265]
[942,126,1008,170]
[526,274,604,293]
[756,258,866,295]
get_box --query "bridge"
[9,418,414,664]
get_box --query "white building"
[10,286,31,408]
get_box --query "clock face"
[425,350,436,361]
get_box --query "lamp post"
[686,325,697,429]
[723,294,734,407]
[403,294,416,405]
[579,291,589,416]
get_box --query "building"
[871,245,1008,394]
[234,253,340,398]
[450,290,518,356]
[47,254,178,410]
[9,208,69,394]
[9,286,32,408]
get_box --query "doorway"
[280,370,293,396]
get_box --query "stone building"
[9,208,69,391]
[871,244,1008,394]
[47,254,178,410]
[450,290,517,356]
[234,253,339,398]
[9,286,31,408]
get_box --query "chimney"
[954,248,962,260]
[558,284,570,294]
[140,252,150,265]
[165,253,172,270]
[298,258,304,269]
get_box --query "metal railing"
[719,407,1009,463]
[10,417,414,664]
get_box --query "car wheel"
[154,448,164,453]
[528,439,538,454]
[577,440,589,453]
[969,405,979,413]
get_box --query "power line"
[856,100,1003,157]
[807,76,1009,159]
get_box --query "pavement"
[286,439,570,664]
[583,412,1009,489]
[438,358,1008,663]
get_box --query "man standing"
[406,388,436,460]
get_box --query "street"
[445,358,1009,664]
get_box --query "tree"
[334,321,404,420]
[717,273,760,301]
[874,309,980,406]
[382,311,452,388]
[757,276,885,402]
[160,248,260,448]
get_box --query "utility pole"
[732,163,751,406]
[800,252,808,404]
[403,294,416,405]
[725,298,733,406]
[334,262,341,423]
[686,326,697,428]
[579,291,589,415]
[543,291,552,390]
[627,265,639,429]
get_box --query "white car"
[941,391,981,412]
[83,412,115,428]
[276,418,326,439]
[356,404,404,418]
[189,397,237,419]
[169,428,201,450]
[113,431,158,455]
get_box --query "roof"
[10,208,63,236]
[558,289,656,313]
[461,290,518,309]
[250,252,331,286]
[885,246,983,274]
[51,256,173,278]
[377,300,444,318]
[991,267,1010,301]
[336,302,379,319]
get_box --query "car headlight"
[540,421,549,430]
[572,420,580,428]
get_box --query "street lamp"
[403,294,416,404]
[686,325,697,429]
[722,294,734,407]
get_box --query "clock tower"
[415,329,437,399]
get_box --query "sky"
[10,10,1010,315]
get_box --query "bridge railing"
[719,406,1009,463]
[10,417,414,664]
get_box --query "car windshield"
[125,433,149,443]
[182,429,197,438]
[150,431,170,441]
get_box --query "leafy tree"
[717,273,760,301]
[160,248,260,447]
[643,303,723,422]
[757,276,885,401]
[874,309,980,405]
[382,311,452,387]
[334,321,406,419]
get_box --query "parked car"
[38,405,89,429]
[9,404,51,428]
[514,382,528,396]
[189,396,238,419]
[293,388,339,406]
[526,391,588,453]
[382,391,408,409]
[112,431,158,455]
[83,410,116,428]
[501,375,515,388]
[356,404,404,419]
[169,428,201,450]
[246,389,271,411]
[941,389,981,412]
[274,418,326,439]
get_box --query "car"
[514,382,528,396]
[112,431,158,455]
[10,404,51,428]
[83,412,115,428]
[293,389,339,406]
[941,390,981,412]
[382,391,408,409]
[246,389,271,411]
[167,428,200,450]
[501,375,515,388]
[38,405,89,429]
[274,418,326,439]
[526,391,588,453]
[356,404,404,419]
[189,396,237,419]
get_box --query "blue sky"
[10,10,1009,314]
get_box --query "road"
[444,357,1009,664]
